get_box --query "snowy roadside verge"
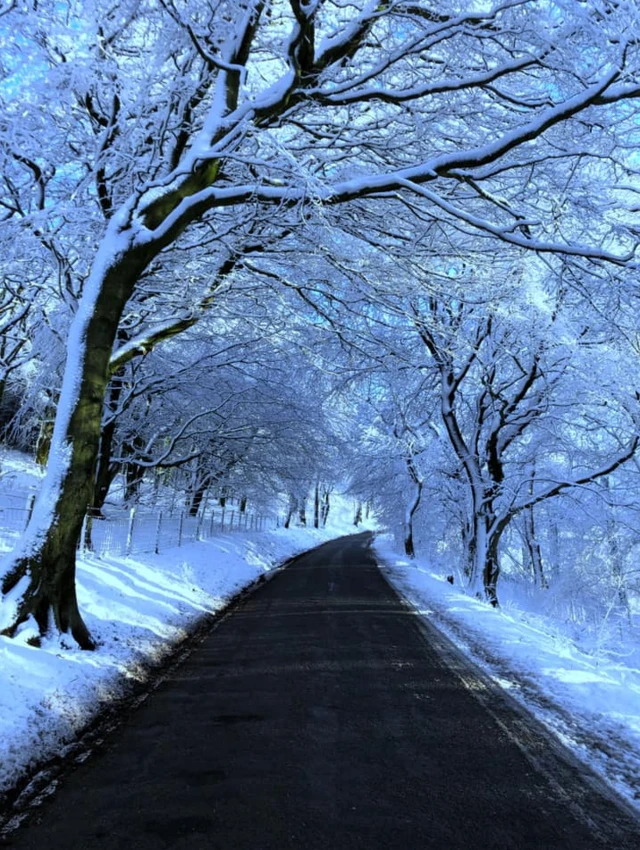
[0,527,335,812]
[373,536,640,814]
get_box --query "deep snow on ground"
[374,536,640,813]
[0,449,369,801]
[0,528,344,800]
[3,442,639,817]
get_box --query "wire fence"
[0,490,275,558]
[0,490,36,554]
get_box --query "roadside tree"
[3,0,640,646]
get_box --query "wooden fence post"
[126,507,137,555]
[154,511,163,554]
[178,510,185,547]
[196,508,205,541]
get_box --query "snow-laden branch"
[394,179,635,263]
[315,1,390,70]
[394,0,533,27]
[506,436,639,520]
[109,315,199,373]
[321,52,542,105]
[121,7,636,269]
[0,294,35,337]
[330,64,627,191]
[125,406,232,469]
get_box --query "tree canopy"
[2,0,640,647]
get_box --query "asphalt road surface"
[3,532,639,849]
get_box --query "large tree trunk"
[119,435,146,503]
[91,370,128,515]
[482,534,501,608]
[605,481,631,627]
[461,517,475,581]
[1,236,155,649]
[523,505,547,589]
[284,495,297,529]
[403,478,423,559]
[353,501,362,527]
[93,449,121,513]
[321,488,330,527]
[465,501,504,607]
[467,510,487,597]
[188,475,212,517]
[314,480,320,529]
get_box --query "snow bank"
[0,525,338,802]
[374,535,640,813]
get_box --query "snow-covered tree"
[4,0,640,646]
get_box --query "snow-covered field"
[375,536,640,814]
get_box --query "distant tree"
[409,263,638,604]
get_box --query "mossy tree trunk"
[403,456,423,559]
[0,2,399,649]
[1,240,155,649]
[91,369,128,515]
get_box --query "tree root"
[1,557,28,595]
[1,558,96,650]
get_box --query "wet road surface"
[2,532,639,848]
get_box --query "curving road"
[2,532,639,849]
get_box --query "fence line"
[0,493,275,558]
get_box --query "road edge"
[0,541,325,839]
[373,549,640,843]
